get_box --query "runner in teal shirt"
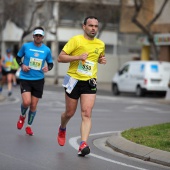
[17,41,53,80]
[16,26,53,136]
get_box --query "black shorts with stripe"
[65,80,97,99]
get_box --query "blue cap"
[6,49,11,53]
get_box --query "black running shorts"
[2,69,13,76]
[65,80,97,99]
[20,79,45,98]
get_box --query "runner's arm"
[47,63,53,71]
[57,50,88,63]
[16,56,23,66]
[98,55,106,64]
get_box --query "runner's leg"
[27,95,39,124]
[80,94,96,142]
[60,93,78,128]
[7,73,13,93]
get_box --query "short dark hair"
[34,26,44,31]
[83,16,98,25]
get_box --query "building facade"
[120,0,170,62]
[0,0,144,83]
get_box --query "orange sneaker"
[78,142,90,157]
[25,126,34,136]
[17,115,26,129]
[57,127,66,146]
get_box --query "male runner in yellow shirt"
[57,16,106,156]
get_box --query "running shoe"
[8,91,12,96]
[57,127,66,146]
[17,115,26,129]
[78,141,90,157]
[25,126,34,136]
[13,83,17,87]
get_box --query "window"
[119,65,129,75]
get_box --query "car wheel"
[112,83,120,96]
[136,86,144,97]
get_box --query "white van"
[112,61,170,96]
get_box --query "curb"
[106,132,170,167]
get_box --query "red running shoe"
[57,127,66,146]
[17,115,26,129]
[25,126,34,136]
[78,142,90,157]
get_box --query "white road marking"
[126,105,139,110]
[124,105,170,114]
[69,131,149,170]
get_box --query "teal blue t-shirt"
[17,42,53,80]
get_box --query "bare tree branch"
[21,1,46,41]
[131,0,168,60]
[146,0,168,28]
[132,0,149,36]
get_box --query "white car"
[112,61,170,97]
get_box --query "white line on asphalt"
[126,105,139,110]
[69,131,149,170]
[124,105,170,114]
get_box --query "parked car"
[112,61,170,97]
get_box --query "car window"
[119,65,129,75]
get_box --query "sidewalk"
[106,132,170,167]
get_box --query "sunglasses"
[34,34,43,37]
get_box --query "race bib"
[6,61,12,67]
[29,57,43,70]
[5,61,12,71]
[77,60,94,76]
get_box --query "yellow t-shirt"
[63,35,105,81]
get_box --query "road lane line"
[69,131,149,170]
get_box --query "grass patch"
[121,122,170,152]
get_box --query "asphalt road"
[0,84,170,170]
